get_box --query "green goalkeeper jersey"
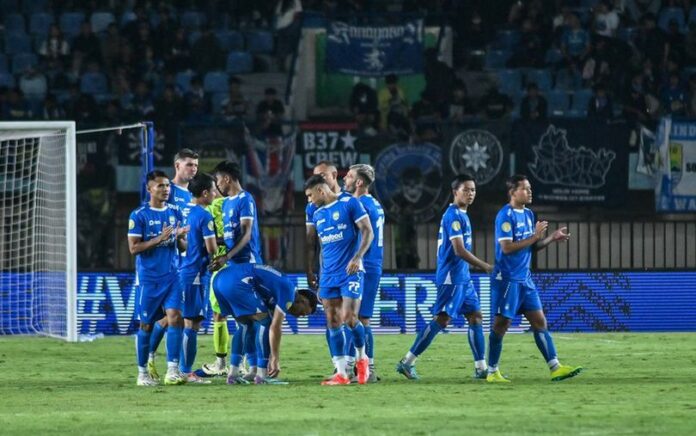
[206,197,227,257]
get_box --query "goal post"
[0,121,77,341]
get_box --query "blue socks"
[325,328,332,357]
[149,321,166,354]
[409,319,443,356]
[255,317,272,370]
[230,324,245,367]
[180,327,197,373]
[328,326,345,358]
[365,325,374,360]
[343,324,354,358]
[166,326,182,365]
[488,330,504,370]
[533,329,558,363]
[136,329,151,368]
[351,322,366,349]
[244,322,257,368]
[467,324,485,362]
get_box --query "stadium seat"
[29,13,54,36]
[4,13,26,34]
[21,0,47,14]
[0,54,8,73]
[554,68,581,90]
[658,7,685,33]
[245,30,274,54]
[570,89,593,113]
[0,72,15,88]
[525,69,553,91]
[211,92,228,114]
[216,30,245,52]
[497,69,522,96]
[120,10,137,27]
[80,72,109,95]
[203,71,229,93]
[180,11,205,30]
[90,12,115,34]
[226,51,253,74]
[4,33,32,55]
[544,48,563,65]
[484,50,511,70]
[11,53,38,74]
[547,90,570,116]
[175,71,195,93]
[59,12,86,38]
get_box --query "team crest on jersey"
[501,221,512,232]
[128,219,135,230]
[169,216,176,226]
[285,301,293,311]
[208,221,214,231]
[451,220,461,231]
[332,211,340,221]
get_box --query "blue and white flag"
[655,117,696,212]
[326,20,424,76]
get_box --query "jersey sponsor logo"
[517,222,525,228]
[449,129,504,185]
[128,219,135,230]
[501,221,512,232]
[317,218,326,225]
[337,223,348,230]
[451,220,461,231]
[148,220,161,226]
[320,232,344,244]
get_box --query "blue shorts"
[359,270,381,318]
[319,272,364,300]
[136,276,182,324]
[432,282,480,318]
[491,278,542,319]
[181,273,209,320]
[212,269,269,319]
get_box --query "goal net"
[0,122,77,341]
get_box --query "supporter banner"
[372,142,450,222]
[3,272,694,336]
[299,122,360,178]
[442,121,510,191]
[655,118,696,212]
[514,120,630,204]
[326,20,424,76]
[178,123,245,173]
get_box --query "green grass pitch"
[1,333,694,435]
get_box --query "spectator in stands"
[582,38,614,88]
[103,100,124,124]
[19,67,48,102]
[441,80,472,123]
[660,72,688,115]
[221,76,250,121]
[378,74,410,133]
[349,82,378,135]
[40,94,66,120]
[71,91,99,124]
[411,90,441,125]
[561,14,591,78]
[507,18,545,68]
[111,66,134,109]
[520,82,548,121]
[423,48,455,105]
[664,19,685,64]
[460,10,490,51]
[100,23,122,74]
[624,0,662,25]
[65,51,85,85]
[479,85,513,119]
[72,21,102,63]
[685,22,696,64]
[192,27,224,74]
[155,85,185,126]
[163,28,192,73]
[256,87,285,134]
[3,89,33,120]
[635,13,668,67]
[39,25,70,70]
[593,1,620,39]
[136,46,162,84]
[275,0,303,71]
[623,73,650,122]
[123,5,149,42]
[587,83,614,121]
[131,81,155,118]
[130,21,154,60]
[185,75,209,113]
[153,8,177,56]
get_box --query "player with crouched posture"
[128,170,189,386]
[304,175,374,385]
[211,263,318,384]
[396,174,492,380]
[487,175,582,383]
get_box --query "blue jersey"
[251,264,296,314]
[358,194,384,273]
[312,195,368,287]
[305,190,352,225]
[128,204,183,284]
[180,204,216,283]
[435,204,472,285]
[168,183,193,219]
[222,191,263,264]
[493,204,536,282]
